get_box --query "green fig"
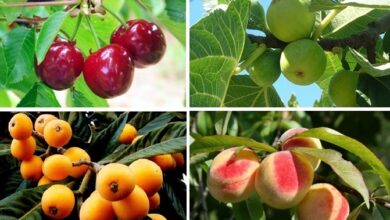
[328,70,359,107]
[266,0,315,42]
[248,50,281,87]
[280,39,327,85]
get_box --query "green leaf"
[66,88,93,107]
[248,0,266,32]
[350,48,390,77]
[36,11,68,64]
[357,74,390,107]
[0,90,12,107]
[298,127,390,196]
[347,203,365,220]
[292,147,369,208]
[190,0,250,106]
[0,0,26,24]
[71,75,108,107]
[225,75,284,107]
[16,82,60,107]
[233,194,266,220]
[0,42,8,88]
[165,0,185,22]
[190,135,276,154]
[310,0,390,10]
[138,112,178,135]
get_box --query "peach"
[280,128,322,169]
[255,151,313,209]
[207,147,260,203]
[297,183,349,220]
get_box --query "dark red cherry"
[35,40,84,90]
[110,19,166,68]
[83,44,134,98]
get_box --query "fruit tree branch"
[1,0,80,7]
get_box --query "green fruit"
[328,70,359,107]
[280,39,327,85]
[248,50,281,87]
[266,0,315,42]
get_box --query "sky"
[189,0,322,107]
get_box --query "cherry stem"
[101,4,128,28]
[85,15,101,49]
[1,0,80,7]
[71,14,83,41]
[234,43,267,73]
[312,7,346,40]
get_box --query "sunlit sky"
[190,0,322,107]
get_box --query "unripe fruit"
[79,191,115,220]
[207,147,260,203]
[148,213,167,220]
[255,151,313,209]
[41,184,75,219]
[150,154,176,172]
[9,113,33,140]
[172,152,185,168]
[248,50,281,87]
[148,192,160,210]
[43,119,72,147]
[34,114,57,135]
[129,159,163,196]
[297,183,350,220]
[112,185,149,220]
[20,155,43,181]
[10,136,36,160]
[63,147,91,178]
[328,70,359,107]
[280,128,322,169]
[118,124,137,144]
[38,176,52,186]
[280,39,327,85]
[266,0,315,42]
[43,154,72,181]
[96,163,135,201]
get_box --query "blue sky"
[190,0,322,107]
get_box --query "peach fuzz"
[297,183,349,220]
[255,151,313,209]
[207,147,260,203]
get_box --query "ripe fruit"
[172,152,185,168]
[280,128,323,169]
[43,119,72,147]
[297,183,350,220]
[79,191,115,220]
[112,185,150,220]
[207,147,260,203]
[9,113,33,140]
[35,40,84,90]
[255,151,313,209]
[83,44,134,98]
[129,159,163,196]
[41,184,75,219]
[96,163,135,201]
[248,50,281,87]
[34,114,57,135]
[42,154,72,181]
[38,176,52,186]
[111,19,166,68]
[10,136,36,160]
[150,154,176,171]
[148,213,167,220]
[148,192,160,210]
[63,147,91,178]
[20,155,43,181]
[280,39,327,85]
[266,0,315,42]
[328,70,359,107]
[118,124,137,144]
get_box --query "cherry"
[110,19,166,68]
[83,44,134,98]
[35,40,84,90]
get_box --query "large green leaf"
[71,75,108,107]
[310,0,390,10]
[165,0,185,22]
[66,87,93,107]
[233,194,266,220]
[190,0,250,106]
[16,82,60,107]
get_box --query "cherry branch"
[248,12,390,64]
[1,0,79,7]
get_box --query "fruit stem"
[0,0,80,7]
[76,170,92,195]
[70,14,83,41]
[85,15,101,49]
[312,7,346,40]
[101,4,128,28]
[234,43,267,74]
[72,160,95,167]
